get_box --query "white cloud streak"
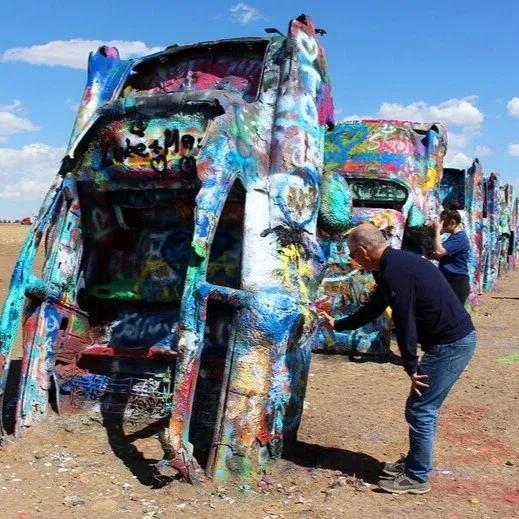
[377,97,483,127]
[508,144,519,156]
[474,145,493,157]
[0,143,64,200]
[506,97,519,118]
[0,100,39,140]
[229,3,266,25]
[444,151,473,169]
[1,39,164,70]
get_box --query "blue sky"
[1,0,518,218]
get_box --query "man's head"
[347,223,388,271]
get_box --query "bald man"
[322,223,476,494]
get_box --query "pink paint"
[81,345,177,360]
[377,138,415,155]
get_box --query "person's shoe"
[378,473,431,494]
[379,456,406,479]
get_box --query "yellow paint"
[135,258,180,302]
[423,166,439,191]
[277,244,315,328]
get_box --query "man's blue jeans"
[405,330,477,482]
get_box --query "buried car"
[440,159,485,308]
[0,14,334,484]
[315,119,446,355]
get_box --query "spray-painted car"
[512,197,519,270]
[497,183,516,275]
[0,15,334,484]
[440,159,484,308]
[482,173,500,291]
[482,175,517,289]
[314,120,446,354]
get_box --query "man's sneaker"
[379,456,406,479]
[378,473,431,494]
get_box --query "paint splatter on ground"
[496,351,519,365]
[0,224,518,518]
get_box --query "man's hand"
[319,311,335,328]
[410,373,429,397]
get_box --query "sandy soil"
[0,223,517,519]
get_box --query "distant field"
[0,224,29,301]
[0,222,28,246]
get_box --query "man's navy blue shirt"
[439,230,470,278]
[335,247,474,375]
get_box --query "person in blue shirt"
[433,209,471,305]
[320,223,476,495]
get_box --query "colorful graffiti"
[497,183,516,275]
[315,120,447,355]
[440,159,484,308]
[0,14,333,485]
[1,13,517,490]
[513,197,519,269]
[482,173,501,291]
[438,166,518,298]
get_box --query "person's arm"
[334,286,388,331]
[433,218,448,257]
[388,272,420,376]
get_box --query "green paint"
[89,280,139,300]
[407,204,426,227]
[318,171,352,233]
[191,239,207,259]
[496,351,519,365]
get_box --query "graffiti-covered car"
[512,196,519,270]
[440,159,484,308]
[0,14,334,484]
[315,120,446,354]
[482,172,500,291]
[497,183,516,275]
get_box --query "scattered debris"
[63,495,85,507]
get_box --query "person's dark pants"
[404,330,477,482]
[446,274,471,305]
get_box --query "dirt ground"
[0,223,517,519]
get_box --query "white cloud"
[0,100,24,112]
[377,97,483,127]
[229,3,266,25]
[0,100,39,141]
[1,39,164,70]
[341,114,364,122]
[508,144,519,156]
[443,128,491,168]
[474,145,493,157]
[0,143,64,200]
[444,151,473,169]
[443,128,477,169]
[447,129,474,150]
[507,97,519,118]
